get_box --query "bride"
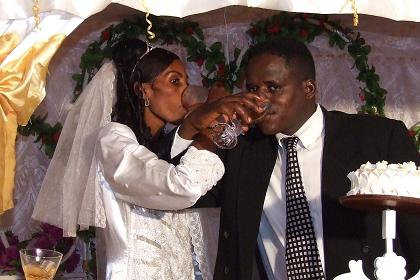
[32,38,260,279]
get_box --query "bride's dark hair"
[111,38,179,146]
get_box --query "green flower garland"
[13,11,420,278]
[75,12,390,112]
[19,12,399,158]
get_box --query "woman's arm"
[97,122,224,210]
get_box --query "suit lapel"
[235,132,278,271]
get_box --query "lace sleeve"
[97,123,224,210]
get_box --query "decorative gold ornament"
[350,0,359,27]
[145,13,156,40]
[141,0,155,40]
[32,0,41,29]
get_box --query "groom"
[194,38,420,279]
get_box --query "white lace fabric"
[98,166,216,280]
[179,146,225,192]
[127,207,195,279]
[186,209,213,280]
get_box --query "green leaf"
[52,123,63,130]
[361,45,371,55]
[210,42,222,51]
[234,48,241,59]
[355,56,367,71]
[356,72,367,82]
[8,259,21,267]
[103,45,112,59]
[72,73,83,83]
[205,59,215,72]
[45,144,55,158]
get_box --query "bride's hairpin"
[130,41,155,78]
[139,42,155,60]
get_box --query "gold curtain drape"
[0,33,66,213]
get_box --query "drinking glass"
[210,101,271,149]
[181,84,209,110]
[181,85,271,149]
[20,248,63,280]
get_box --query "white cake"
[347,161,420,199]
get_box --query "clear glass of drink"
[181,85,209,110]
[210,101,271,149]
[20,248,63,280]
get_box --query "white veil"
[32,62,116,237]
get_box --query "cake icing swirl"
[347,161,420,199]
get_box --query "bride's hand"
[178,93,265,140]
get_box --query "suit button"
[223,231,230,239]
[224,266,230,274]
[362,245,369,254]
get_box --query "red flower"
[408,130,417,138]
[195,58,204,67]
[184,27,194,35]
[267,24,281,34]
[217,63,225,77]
[299,29,310,38]
[249,26,259,35]
[358,93,366,102]
[101,30,110,41]
[52,131,61,143]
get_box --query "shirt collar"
[276,104,325,150]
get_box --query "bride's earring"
[139,85,150,107]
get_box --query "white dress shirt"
[258,105,326,279]
[171,126,194,158]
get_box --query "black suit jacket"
[196,108,420,279]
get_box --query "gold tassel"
[32,0,41,29]
[350,0,359,27]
